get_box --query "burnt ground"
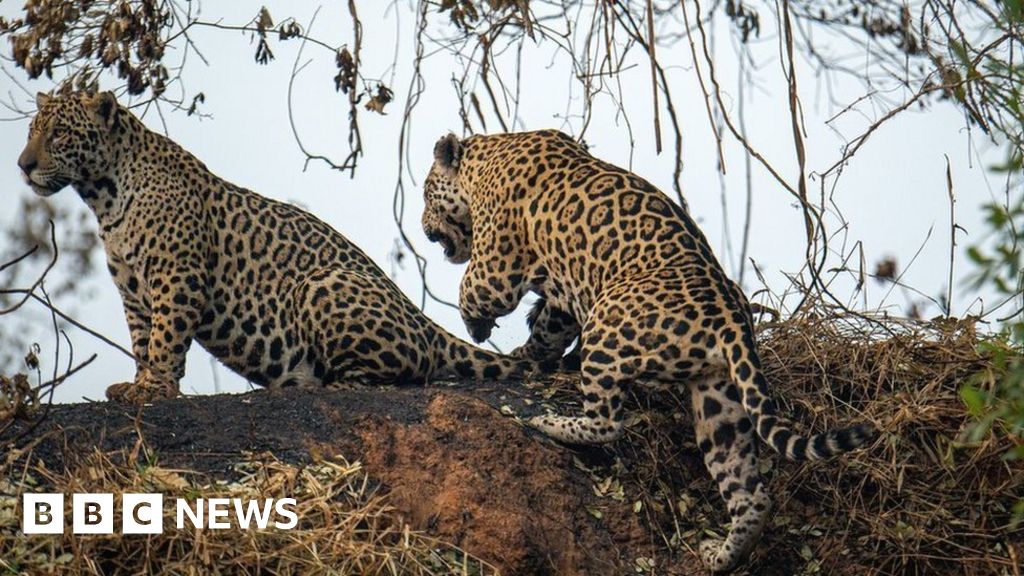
[5,380,595,476]
[6,384,441,475]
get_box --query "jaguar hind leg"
[690,375,771,572]
[528,324,636,444]
[295,268,434,384]
[528,369,628,444]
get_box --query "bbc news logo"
[23,494,298,534]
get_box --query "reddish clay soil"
[356,393,643,574]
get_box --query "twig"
[679,0,725,172]
[945,156,956,317]
[645,0,662,153]
[0,221,59,316]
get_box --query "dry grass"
[761,311,1021,575]
[0,448,495,575]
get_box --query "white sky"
[0,2,1003,402]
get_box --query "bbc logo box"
[23,493,164,535]
[22,494,64,534]
[21,493,297,534]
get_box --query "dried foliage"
[754,311,1022,574]
[0,1,385,177]
[4,0,173,95]
[0,373,37,426]
[0,450,494,575]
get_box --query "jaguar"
[16,91,542,403]
[421,129,874,572]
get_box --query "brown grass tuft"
[1,449,495,575]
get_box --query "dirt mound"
[357,393,638,574]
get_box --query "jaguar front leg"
[458,256,529,343]
[106,266,207,404]
[103,257,155,400]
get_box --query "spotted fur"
[421,129,875,572]
[17,91,539,403]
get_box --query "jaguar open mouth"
[426,231,456,258]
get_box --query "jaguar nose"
[426,231,442,243]
[17,151,37,177]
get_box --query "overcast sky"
[0,2,1002,402]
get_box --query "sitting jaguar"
[16,91,541,404]
[421,129,875,572]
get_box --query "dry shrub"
[584,308,1023,575]
[0,449,495,575]
[760,311,1021,575]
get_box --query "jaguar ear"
[35,92,52,108]
[433,133,462,170]
[89,91,118,130]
